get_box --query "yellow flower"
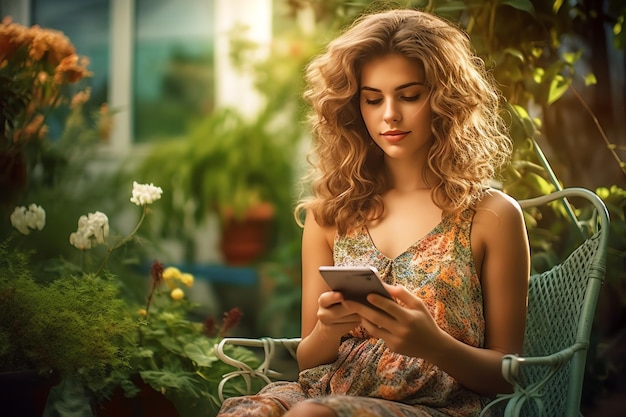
[138,308,147,317]
[170,288,184,301]
[180,273,194,287]
[163,266,182,290]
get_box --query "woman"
[218,8,529,417]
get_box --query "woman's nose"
[383,100,401,123]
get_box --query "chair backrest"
[515,188,610,416]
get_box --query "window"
[26,0,215,144]
[31,0,110,139]
[134,0,214,143]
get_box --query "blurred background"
[1,0,625,414]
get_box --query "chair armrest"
[481,341,588,417]
[215,337,301,403]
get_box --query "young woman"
[218,8,530,417]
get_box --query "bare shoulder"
[303,209,337,252]
[472,189,526,240]
[474,189,523,222]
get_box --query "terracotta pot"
[0,370,59,417]
[220,202,275,265]
[93,378,179,417]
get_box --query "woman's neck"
[384,158,434,192]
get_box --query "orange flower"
[97,103,113,141]
[0,17,28,61]
[1,18,93,149]
[54,54,91,84]
[28,24,75,64]
[70,88,91,109]
[12,114,46,144]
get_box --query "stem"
[95,205,148,276]
[144,280,159,318]
[1,232,16,249]
[568,84,626,177]
[140,279,159,346]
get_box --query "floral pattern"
[218,209,492,416]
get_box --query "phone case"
[318,266,392,309]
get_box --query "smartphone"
[318,265,393,312]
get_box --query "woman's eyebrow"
[360,81,425,92]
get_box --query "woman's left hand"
[343,283,445,360]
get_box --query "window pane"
[31,0,110,139]
[134,0,215,143]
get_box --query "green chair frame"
[215,187,610,417]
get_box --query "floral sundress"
[217,209,492,417]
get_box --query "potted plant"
[0,17,94,211]
[134,106,301,265]
[0,182,263,417]
[98,263,263,417]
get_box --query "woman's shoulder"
[303,208,338,247]
[475,188,521,214]
[472,188,525,234]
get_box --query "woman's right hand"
[297,290,360,370]
[316,290,361,339]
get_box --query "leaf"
[503,47,525,63]
[183,341,219,368]
[136,347,155,358]
[159,338,184,354]
[584,73,598,86]
[522,172,555,195]
[547,74,571,105]
[432,1,469,14]
[552,0,565,13]
[139,370,201,393]
[43,376,94,417]
[500,0,536,16]
[533,67,544,84]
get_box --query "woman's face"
[359,54,433,162]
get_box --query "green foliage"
[139,107,297,220]
[0,221,264,417]
[0,242,136,393]
[113,292,263,416]
[133,106,301,260]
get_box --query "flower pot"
[0,370,59,417]
[93,378,179,417]
[220,202,275,265]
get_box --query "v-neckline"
[363,213,450,261]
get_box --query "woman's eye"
[365,98,382,105]
[401,94,421,102]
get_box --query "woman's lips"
[381,130,410,143]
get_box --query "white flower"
[69,230,92,250]
[69,211,110,250]
[88,211,109,244]
[130,181,163,206]
[10,204,46,235]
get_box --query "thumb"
[385,283,422,309]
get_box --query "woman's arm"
[434,190,529,396]
[350,190,530,397]
[295,211,362,371]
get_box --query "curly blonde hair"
[296,9,511,234]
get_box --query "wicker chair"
[215,187,610,417]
